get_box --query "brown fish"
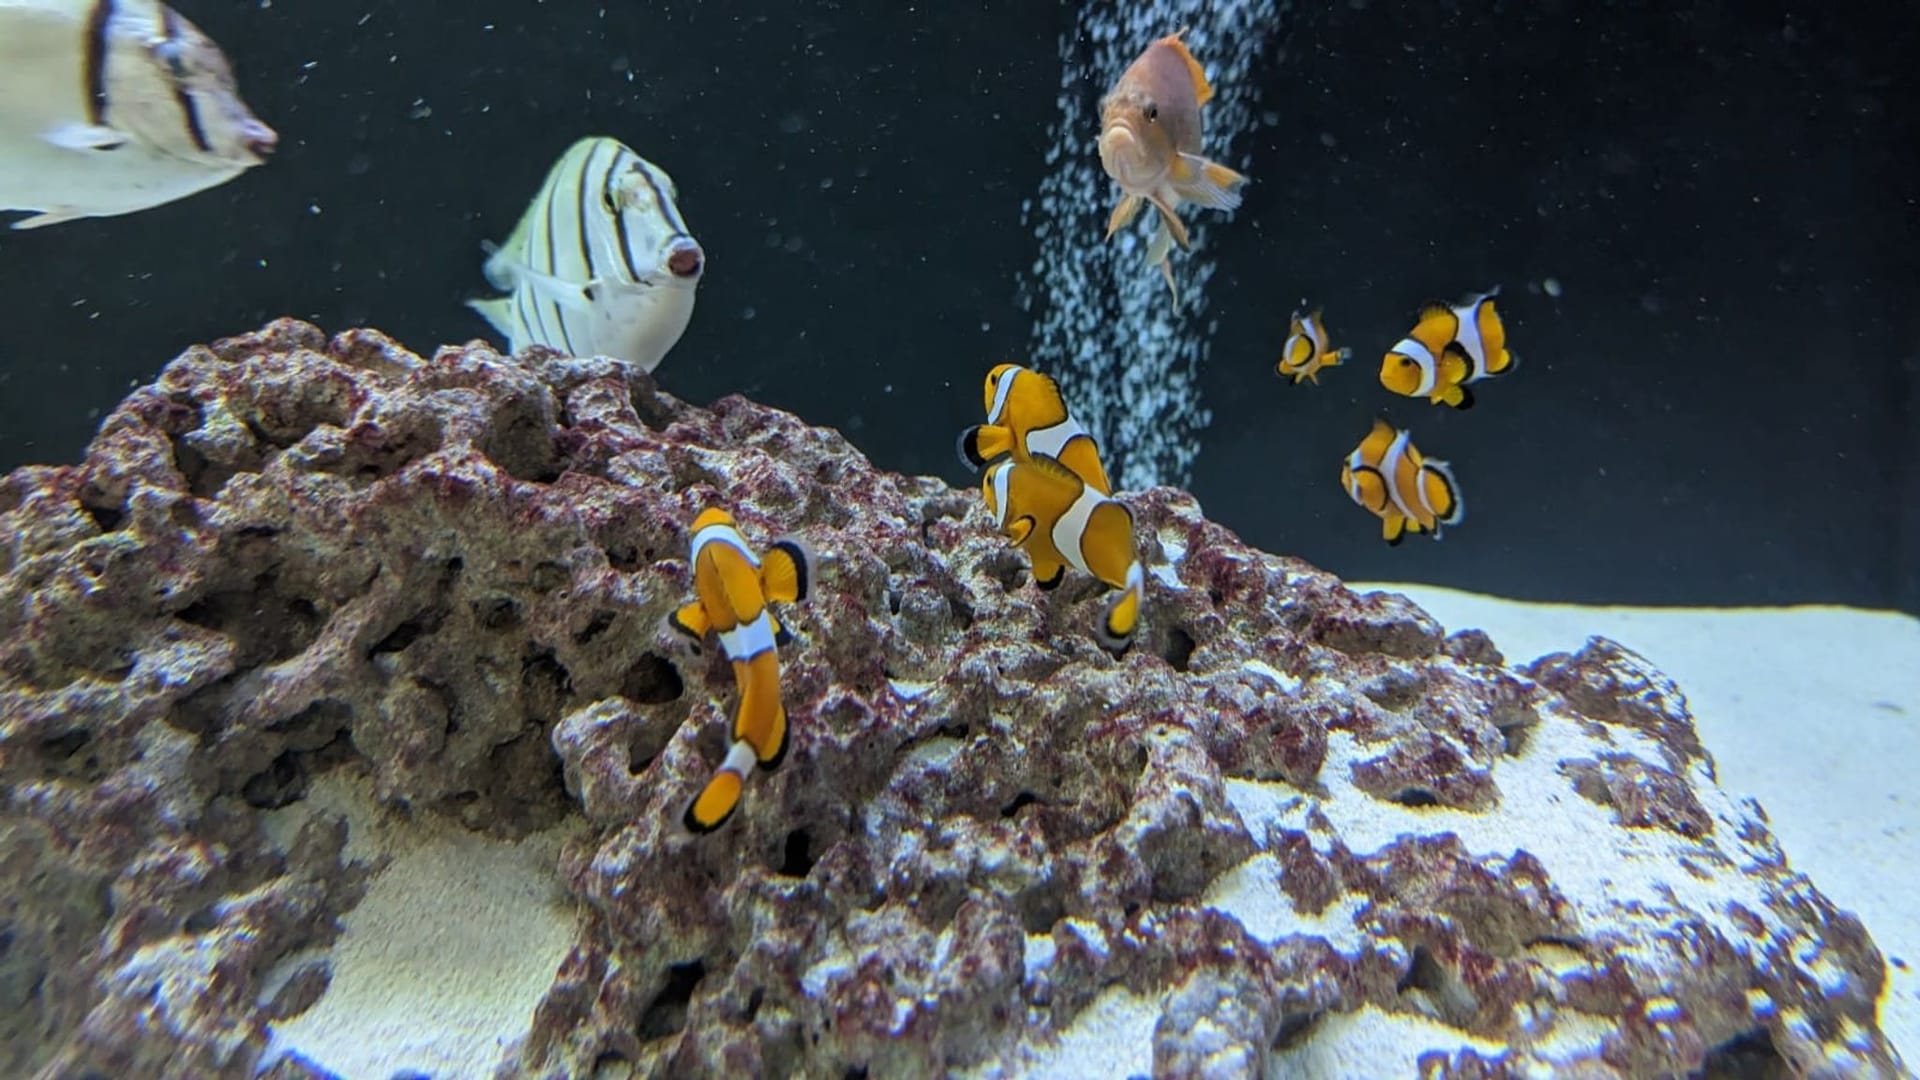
[1097,28,1249,305]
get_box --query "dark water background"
[1,1,1914,614]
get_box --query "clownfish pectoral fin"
[1031,553,1068,591]
[668,601,711,643]
[1330,347,1351,366]
[759,539,814,605]
[757,703,789,770]
[1005,514,1038,547]
[771,614,794,648]
[683,739,758,833]
[1105,194,1144,240]
[1382,514,1408,545]
[1450,385,1477,410]
[958,424,1013,470]
[1172,154,1248,212]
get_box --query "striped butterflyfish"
[667,507,814,833]
[981,454,1145,651]
[467,135,705,373]
[956,363,1112,496]
[0,0,277,230]
[1340,418,1463,545]
[1379,287,1518,409]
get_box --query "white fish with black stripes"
[0,0,278,230]
[467,136,706,373]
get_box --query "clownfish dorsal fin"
[1159,28,1214,106]
[1415,301,1454,326]
[1024,452,1090,492]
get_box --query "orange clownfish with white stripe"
[982,455,1144,649]
[956,363,1112,495]
[1275,308,1350,386]
[1379,287,1518,409]
[1340,419,1464,545]
[668,507,814,832]
[1098,28,1250,307]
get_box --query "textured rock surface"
[0,320,1906,1078]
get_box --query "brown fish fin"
[1147,192,1191,249]
[1105,194,1144,239]
[1158,30,1215,106]
[1173,155,1248,211]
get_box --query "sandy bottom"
[1350,582,1920,1066]
[256,771,581,1079]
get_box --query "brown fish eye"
[1143,104,1159,122]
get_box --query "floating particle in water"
[1544,277,1563,298]
[1015,0,1291,491]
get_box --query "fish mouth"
[665,240,704,280]
[1097,124,1147,185]
[240,120,279,164]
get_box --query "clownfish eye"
[1143,103,1159,122]
[1400,357,1415,367]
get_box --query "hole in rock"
[999,792,1040,819]
[744,987,764,1022]
[522,648,574,706]
[474,596,522,630]
[1207,587,1224,607]
[637,960,706,1041]
[1699,1027,1786,1077]
[1497,721,1532,757]
[1273,1010,1323,1050]
[621,653,683,705]
[886,588,902,616]
[40,729,91,760]
[777,829,816,879]
[1360,671,1423,712]
[0,927,13,960]
[938,722,970,740]
[1162,627,1196,672]
[81,500,126,533]
[484,413,564,484]
[592,1050,632,1071]
[371,606,447,656]
[182,906,218,934]
[574,610,617,645]
[1390,788,1441,808]
[845,1069,869,1080]
[1397,945,1445,995]
[947,592,975,629]
[242,751,308,810]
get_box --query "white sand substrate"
[256,771,581,1079]
[1348,583,1920,1067]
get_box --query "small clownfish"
[956,363,1112,495]
[668,507,814,832]
[1275,308,1351,386]
[981,455,1145,650]
[1379,287,1518,409]
[1097,28,1250,308]
[1340,419,1464,545]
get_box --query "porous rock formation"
[0,320,1905,1078]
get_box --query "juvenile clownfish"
[1340,419,1463,545]
[1097,28,1250,307]
[981,455,1145,650]
[956,363,1112,495]
[668,507,814,833]
[1379,287,1517,409]
[1275,308,1350,386]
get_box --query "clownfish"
[981,455,1145,649]
[1340,419,1463,545]
[668,507,814,832]
[956,363,1112,495]
[1379,287,1517,409]
[1275,308,1350,386]
[1097,28,1250,307]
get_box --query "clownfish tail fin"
[760,539,815,605]
[958,424,1013,470]
[1095,564,1146,653]
[683,739,758,834]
